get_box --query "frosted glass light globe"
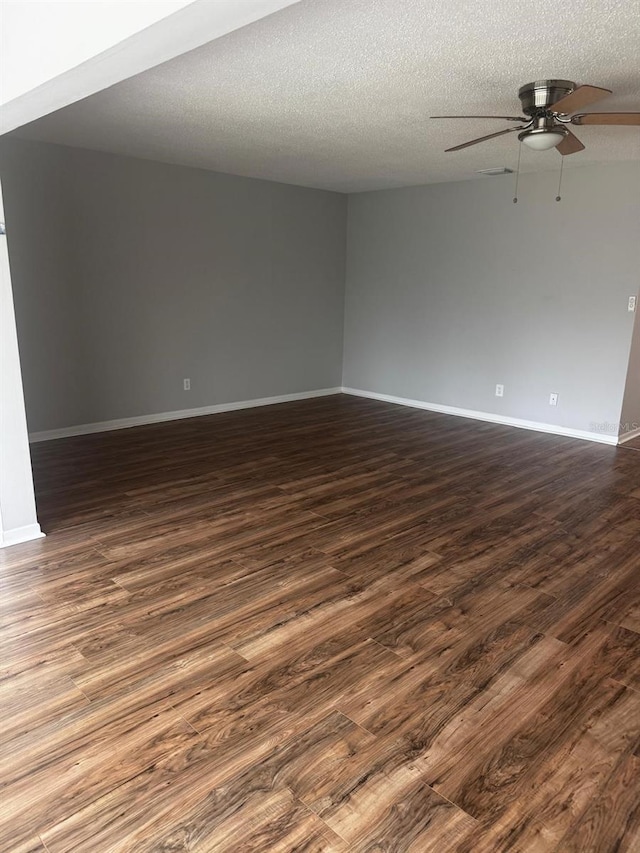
[520,130,566,151]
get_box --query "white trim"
[2,1,303,134]
[341,387,619,446]
[618,425,640,444]
[1,523,45,548]
[29,388,342,443]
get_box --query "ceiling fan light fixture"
[434,80,640,157]
[518,127,567,151]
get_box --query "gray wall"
[3,140,639,441]
[343,164,640,436]
[0,139,346,433]
[621,309,640,436]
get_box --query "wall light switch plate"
[549,393,559,406]
[183,378,191,391]
[495,384,504,397]
[629,296,637,313]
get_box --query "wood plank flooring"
[2,395,640,852]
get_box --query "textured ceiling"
[10,0,640,192]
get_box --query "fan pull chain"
[513,142,522,203]
[555,156,564,202]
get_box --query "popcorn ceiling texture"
[11,0,640,192]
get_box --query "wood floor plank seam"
[282,785,351,846]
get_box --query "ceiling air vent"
[475,167,514,176]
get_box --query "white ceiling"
[11,0,640,193]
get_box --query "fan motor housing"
[518,80,576,115]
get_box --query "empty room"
[1,0,640,850]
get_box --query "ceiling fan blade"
[445,126,525,152]
[571,112,640,126]
[556,129,585,155]
[551,84,612,114]
[431,115,527,122]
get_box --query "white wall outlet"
[549,392,559,406]
[629,296,637,313]
[183,378,191,391]
[495,384,504,397]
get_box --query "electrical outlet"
[629,296,637,313]
[549,392,559,406]
[183,378,191,391]
[495,384,504,397]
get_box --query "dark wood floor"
[2,395,640,852]
[624,434,640,452]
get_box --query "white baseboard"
[0,523,45,548]
[618,425,640,444]
[29,387,342,443]
[27,385,628,448]
[341,387,619,446]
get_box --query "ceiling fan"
[432,80,640,154]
